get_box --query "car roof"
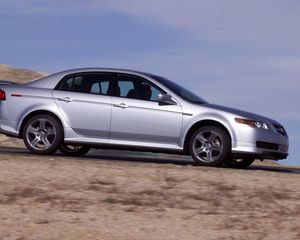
[56,68,152,76]
[27,68,156,89]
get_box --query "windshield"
[151,75,207,104]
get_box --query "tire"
[59,144,91,157]
[23,114,63,155]
[224,158,255,169]
[189,126,231,167]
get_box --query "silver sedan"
[0,68,289,168]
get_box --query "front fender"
[180,112,237,148]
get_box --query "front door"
[110,74,183,147]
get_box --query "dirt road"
[0,145,299,240]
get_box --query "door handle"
[113,103,128,109]
[57,97,73,103]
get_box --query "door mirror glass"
[157,93,177,105]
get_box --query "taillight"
[0,89,6,101]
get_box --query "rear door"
[53,72,112,140]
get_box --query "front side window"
[151,75,207,104]
[57,73,112,96]
[117,74,165,101]
[91,81,109,95]
[118,80,135,97]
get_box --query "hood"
[203,103,281,126]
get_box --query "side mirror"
[157,93,177,105]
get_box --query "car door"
[53,72,112,140]
[110,74,183,147]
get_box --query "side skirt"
[64,140,188,155]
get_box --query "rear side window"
[57,73,112,96]
[61,77,73,91]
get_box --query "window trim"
[54,72,113,96]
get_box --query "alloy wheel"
[192,129,224,163]
[26,118,57,151]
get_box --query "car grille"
[273,124,287,136]
[256,141,279,150]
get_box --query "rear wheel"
[189,126,231,167]
[59,144,91,157]
[224,158,255,169]
[23,114,63,155]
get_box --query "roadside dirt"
[0,140,299,240]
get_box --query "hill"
[0,64,47,83]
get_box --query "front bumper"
[232,150,288,160]
[232,124,289,160]
[260,151,288,160]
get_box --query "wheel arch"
[19,110,64,138]
[183,120,232,153]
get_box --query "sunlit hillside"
[0,64,47,83]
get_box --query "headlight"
[235,118,271,130]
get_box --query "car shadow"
[0,146,299,175]
[248,165,300,174]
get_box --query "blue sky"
[0,0,299,165]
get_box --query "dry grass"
[0,64,46,83]
[0,147,299,240]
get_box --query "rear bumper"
[0,119,20,138]
[0,126,19,138]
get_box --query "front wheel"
[224,158,255,169]
[59,144,91,157]
[189,126,231,167]
[23,114,63,155]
